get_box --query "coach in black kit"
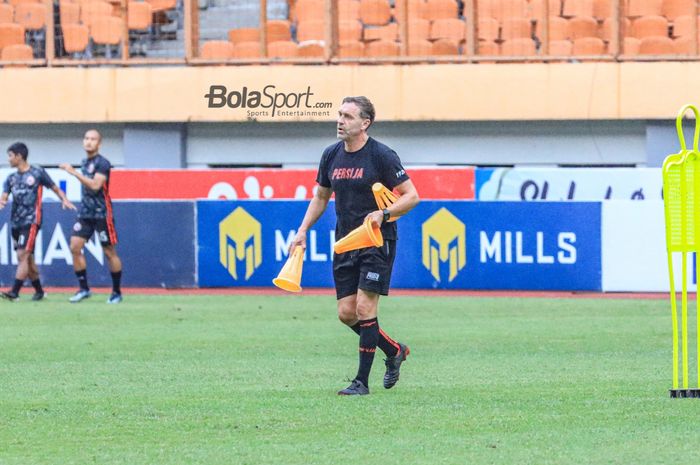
[60,129,123,304]
[290,96,420,395]
[0,143,76,301]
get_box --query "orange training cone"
[333,217,384,254]
[273,246,304,292]
[372,183,401,222]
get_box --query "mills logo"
[219,207,262,280]
[421,208,466,282]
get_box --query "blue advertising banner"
[197,200,601,291]
[0,201,196,288]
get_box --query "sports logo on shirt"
[421,208,466,282]
[26,175,35,186]
[218,207,262,280]
[87,163,95,174]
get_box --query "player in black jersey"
[60,129,123,304]
[0,142,76,301]
[290,97,420,395]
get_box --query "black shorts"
[333,240,396,300]
[72,218,118,246]
[12,224,39,252]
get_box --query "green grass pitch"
[1,293,699,464]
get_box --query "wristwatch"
[382,209,391,222]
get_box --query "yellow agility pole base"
[663,104,700,398]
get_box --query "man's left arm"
[366,179,420,226]
[59,164,106,192]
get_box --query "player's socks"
[76,269,89,290]
[350,320,399,358]
[355,317,379,387]
[11,279,22,296]
[111,271,122,295]
[32,279,43,294]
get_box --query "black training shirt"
[78,154,112,219]
[316,137,410,240]
[3,166,56,228]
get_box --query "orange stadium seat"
[295,0,324,22]
[623,36,641,53]
[630,15,669,39]
[144,0,175,13]
[359,0,391,25]
[548,39,573,54]
[672,36,698,53]
[0,23,25,50]
[128,2,152,30]
[365,38,399,56]
[536,16,570,40]
[572,36,606,53]
[61,23,88,53]
[339,20,363,41]
[562,0,594,18]
[568,15,597,39]
[81,1,113,27]
[477,40,499,54]
[407,18,430,40]
[672,15,698,38]
[638,35,675,53]
[14,2,46,31]
[600,17,631,41]
[430,18,465,41]
[424,0,458,21]
[337,39,365,57]
[431,38,459,54]
[200,40,234,59]
[363,22,397,40]
[297,41,325,57]
[663,0,695,20]
[495,0,529,20]
[529,0,563,19]
[90,15,122,44]
[339,0,360,20]
[500,17,532,40]
[478,17,500,41]
[59,1,80,26]
[267,20,292,42]
[593,0,612,19]
[501,37,537,55]
[228,28,259,44]
[8,0,39,7]
[394,0,428,20]
[0,4,13,23]
[232,41,261,58]
[626,0,663,17]
[268,40,298,58]
[407,39,432,55]
[1,43,32,60]
[297,20,325,41]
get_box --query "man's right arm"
[289,186,332,253]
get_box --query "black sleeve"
[39,168,56,189]
[379,149,410,190]
[95,158,110,177]
[2,176,10,194]
[316,147,332,188]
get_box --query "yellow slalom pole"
[667,251,679,390]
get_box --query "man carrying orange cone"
[289,96,420,396]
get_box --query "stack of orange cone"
[272,245,304,292]
[372,183,402,222]
[333,217,384,254]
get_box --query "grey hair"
[342,96,376,127]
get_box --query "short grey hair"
[342,96,375,127]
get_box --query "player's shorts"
[333,240,397,300]
[12,224,39,252]
[72,218,118,246]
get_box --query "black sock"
[355,318,379,387]
[11,279,22,296]
[31,279,43,293]
[350,319,399,358]
[111,271,122,294]
[76,269,89,291]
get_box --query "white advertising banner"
[477,168,662,202]
[602,200,695,292]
